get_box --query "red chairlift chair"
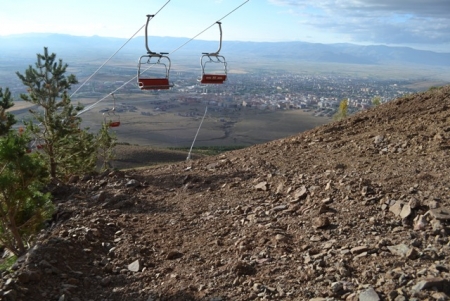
[199,22,228,84]
[137,14,174,90]
[103,93,121,127]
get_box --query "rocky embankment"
[0,86,450,301]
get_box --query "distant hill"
[1,33,450,67]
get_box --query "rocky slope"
[1,86,450,301]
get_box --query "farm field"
[10,92,330,170]
[10,73,446,172]
[76,94,330,148]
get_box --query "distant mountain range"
[1,33,450,67]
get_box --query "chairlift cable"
[137,0,249,89]
[75,1,173,115]
[78,0,249,115]
[185,1,249,158]
[77,75,137,116]
[70,25,145,98]
[71,0,172,98]
[186,105,208,161]
[169,0,249,55]
[153,0,172,16]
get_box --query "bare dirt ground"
[1,86,450,301]
[111,145,199,170]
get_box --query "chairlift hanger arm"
[110,93,116,109]
[203,22,223,56]
[145,14,170,58]
[145,14,156,54]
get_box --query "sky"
[1,0,449,52]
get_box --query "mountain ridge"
[1,33,450,67]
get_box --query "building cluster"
[165,72,415,117]
[4,68,418,118]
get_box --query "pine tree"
[16,47,96,179]
[0,87,17,136]
[0,130,53,256]
[334,98,349,121]
[0,87,52,256]
[372,96,381,107]
[97,122,118,171]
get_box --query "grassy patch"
[170,145,247,156]
[0,254,17,271]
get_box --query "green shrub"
[17,47,97,179]
[0,130,53,256]
[0,254,17,271]
[333,99,348,121]
[372,96,381,107]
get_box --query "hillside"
[1,86,450,301]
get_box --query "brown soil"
[1,86,450,301]
[111,145,205,170]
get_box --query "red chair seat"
[138,78,171,90]
[109,121,121,127]
[201,74,227,84]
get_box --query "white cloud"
[268,0,450,46]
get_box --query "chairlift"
[199,22,228,84]
[103,94,121,127]
[35,130,46,150]
[137,14,173,90]
[36,139,45,150]
[26,140,38,153]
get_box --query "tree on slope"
[372,96,381,107]
[0,88,52,256]
[16,47,97,179]
[97,122,117,171]
[0,130,53,256]
[0,87,16,136]
[334,98,349,121]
